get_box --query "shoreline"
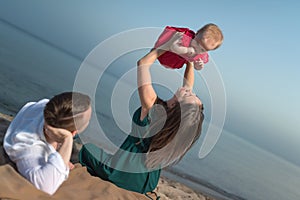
[162,168,244,200]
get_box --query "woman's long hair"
[145,98,204,169]
[43,92,91,132]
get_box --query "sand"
[0,112,215,200]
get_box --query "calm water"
[1,20,300,200]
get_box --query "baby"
[154,23,223,70]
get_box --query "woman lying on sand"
[4,92,91,195]
[79,35,204,199]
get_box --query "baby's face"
[191,32,219,53]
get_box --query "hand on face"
[44,123,74,143]
[43,107,92,144]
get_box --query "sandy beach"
[0,112,215,200]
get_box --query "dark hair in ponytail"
[44,92,91,132]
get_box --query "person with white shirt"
[4,92,92,195]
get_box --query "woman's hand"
[44,123,74,168]
[44,124,73,143]
[159,32,184,52]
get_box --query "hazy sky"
[0,0,299,165]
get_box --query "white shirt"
[4,99,69,195]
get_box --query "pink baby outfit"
[154,26,209,69]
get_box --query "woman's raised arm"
[137,49,165,118]
[137,32,184,119]
[183,61,195,89]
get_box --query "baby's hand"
[194,58,204,70]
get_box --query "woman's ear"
[71,130,78,137]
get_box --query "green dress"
[79,106,161,194]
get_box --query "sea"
[1,19,300,200]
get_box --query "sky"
[0,0,300,167]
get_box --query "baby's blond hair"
[196,23,224,50]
